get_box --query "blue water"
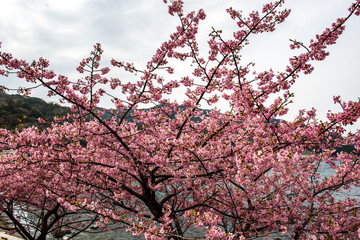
[320,161,360,201]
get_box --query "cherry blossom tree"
[1,0,360,239]
[0,145,99,240]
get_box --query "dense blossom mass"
[1,0,360,239]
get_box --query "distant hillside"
[0,92,70,130]
[0,92,211,131]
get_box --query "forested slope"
[0,92,70,130]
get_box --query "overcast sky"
[0,0,359,130]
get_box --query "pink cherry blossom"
[0,1,360,240]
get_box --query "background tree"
[0,92,70,130]
[1,0,360,239]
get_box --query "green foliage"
[0,92,70,130]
